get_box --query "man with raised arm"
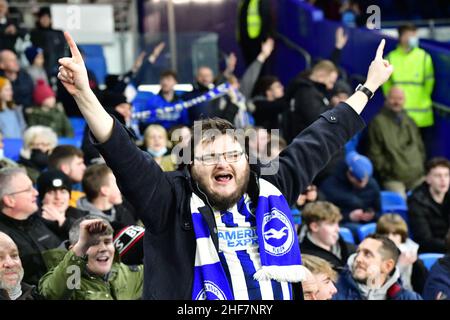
[57,32,393,300]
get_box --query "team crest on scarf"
[262,208,295,257]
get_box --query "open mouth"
[214,173,233,184]
[96,256,110,264]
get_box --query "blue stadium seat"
[58,137,82,148]
[419,253,444,271]
[3,138,23,161]
[339,227,355,244]
[357,223,377,242]
[78,44,107,85]
[291,208,302,226]
[69,117,86,139]
[380,190,409,221]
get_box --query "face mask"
[0,148,4,160]
[408,36,419,49]
[30,148,49,170]
[147,147,168,158]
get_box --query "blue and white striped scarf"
[191,178,306,300]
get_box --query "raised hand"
[258,37,275,62]
[149,42,166,64]
[365,39,394,92]
[335,27,348,49]
[42,204,66,226]
[58,32,90,97]
[72,219,109,257]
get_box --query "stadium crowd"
[0,2,449,301]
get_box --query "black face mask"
[30,149,49,170]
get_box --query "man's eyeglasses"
[195,151,245,165]
[7,186,35,196]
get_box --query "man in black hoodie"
[283,60,339,143]
[408,157,450,253]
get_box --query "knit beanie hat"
[37,170,72,201]
[33,79,55,106]
[113,225,145,265]
[25,46,44,65]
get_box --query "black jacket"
[283,76,331,143]
[408,183,450,253]
[0,212,62,285]
[0,282,39,300]
[300,234,356,273]
[30,27,66,78]
[93,102,365,299]
[252,96,289,130]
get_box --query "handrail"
[381,18,450,28]
[433,102,450,115]
[273,31,312,69]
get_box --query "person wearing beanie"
[25,79,73,137]
[0,76,26,138]
[319,151,381,238]
[37,170,87,240]
[25,46,49,85]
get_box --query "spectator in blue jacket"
[319,151,381,238]
[334,234,422,300]
[422,229,450,300]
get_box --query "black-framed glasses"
[7,186,35,196]
[194,151,245,165]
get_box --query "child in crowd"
[39,216,143,300]
[0,76,26,138]
[25,46,49,85]
[25,79,73,137]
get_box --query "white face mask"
[147,147,168,158]
[0,148,4,160]
[408,36,419,49]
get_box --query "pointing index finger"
[375,39,385,60]
[64,31,82,62]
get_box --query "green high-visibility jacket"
[382,46,435,127]
[39,249,143,300]
[247,0,262,39]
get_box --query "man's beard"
[192,165,250,211]
[0,268,24,291]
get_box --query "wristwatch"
[355,84,374,100]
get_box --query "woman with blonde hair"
[18,125,58,181]
[0,76,26,138]
[142,124,175,172]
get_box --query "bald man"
[0,232,37,300]
[367,86,426,198]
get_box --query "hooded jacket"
[334,254,422,300]
[408,182,450,253]
[92,102,365,299]
[76,197,136,233]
